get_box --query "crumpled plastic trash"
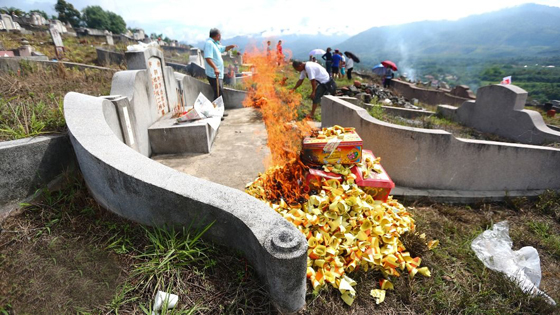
[152,290,178,313]
[471,221,556,305]
[127,41,160,52]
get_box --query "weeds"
[536,190,560,222]
[132,224,215,292]
[2,173,559,314]
[0,61,112,141]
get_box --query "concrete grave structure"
[321,95,560,202]
[49,25,64,48]
[1,14,14,30]
[189,48,205,67]
[49,20,67,33]
[133,29,145,41]
[0,135,75,219]
[64,46,306,312]
[438,84,560,145]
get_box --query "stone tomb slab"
[153,107,269,190]
[148,112,219,154]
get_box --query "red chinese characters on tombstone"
[148,57,168,117]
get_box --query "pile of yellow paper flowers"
[246,127,438,306]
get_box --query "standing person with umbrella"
[381,60,397,88]
[344,51,360,80]
[321,47,333,76]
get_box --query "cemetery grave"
[0,37,559,314]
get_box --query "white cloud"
[3,0,560,43]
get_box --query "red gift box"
[352,150,395,202]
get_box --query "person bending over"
[292,60,337,119]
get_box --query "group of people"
[320,48,354,80]
[201,28,362,120]
[267,40,284,65]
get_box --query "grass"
[0,31,126,66]
[1,173,559,314]
[0,61,113,141]
[0,174,274,314]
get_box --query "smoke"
[397,40,417,82]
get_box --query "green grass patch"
[0,62,113,141]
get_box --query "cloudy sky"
[4,0,560,43]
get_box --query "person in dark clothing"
[383,67,394,88]
[321,47,333,76]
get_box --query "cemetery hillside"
[0,1,560,314]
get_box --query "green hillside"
[339,3,560,64]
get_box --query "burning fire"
[243,45,312,204]
[243,46,437,306]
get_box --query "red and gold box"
[302,130,362,165]
[352,150,395,202]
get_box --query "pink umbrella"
[381,60,397,71]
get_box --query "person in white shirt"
[292,60,337,119]
[345,55,354,80]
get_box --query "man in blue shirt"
[331,49,342,79]
[204,28,237,101]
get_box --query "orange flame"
[243,45,313,204]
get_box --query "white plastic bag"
[471,221,556,305]
[153,290,178,311]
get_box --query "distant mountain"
[337,3,560,67]
[196,33,350,60]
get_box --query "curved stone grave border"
[0,134,74,218]
[321,95,560,203]
[437,84,560,146]
[63,92,307,312]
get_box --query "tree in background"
[0,7,25,16]
[106,11,126,34]
[82,6,109,30]
[82,6,127,34]
[55,0,81,28]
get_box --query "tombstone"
[133,29,145,41]
[50,20,65,33]
[189,48,205,68]
[49,25,64,47]
[49,25,64,59]
[106,35,114,46]
[451,85,475,99]
[109,46,220,156]
[17,39,32,57]
[125,46,180,118]
[0,20,5,30]
[13,22,21,31]
[453,84,560,145]
[1,14,14,30]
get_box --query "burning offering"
[242,48,436,306]
[246,127,436,306]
